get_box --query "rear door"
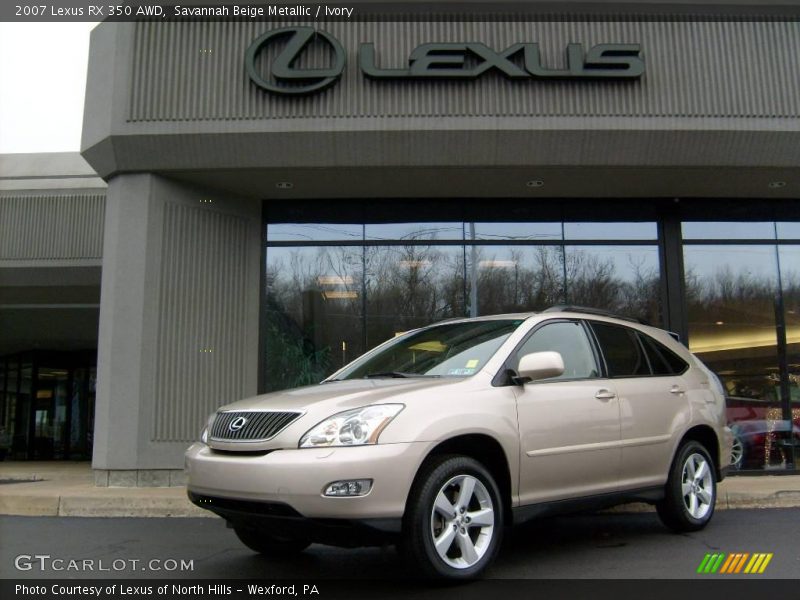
[588,321,690,490]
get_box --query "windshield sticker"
[448,368,476,376]
[465,359,479,368]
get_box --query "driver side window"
[513,321,600,381]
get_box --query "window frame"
[637,331,689,377]
[586,320,690,379]
[493,318,604,386]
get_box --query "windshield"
[330,319,525,380]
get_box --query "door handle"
[670,385,685,395]
[595,389,616,401]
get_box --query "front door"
[512,320,621,505]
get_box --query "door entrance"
[0,350,96,461]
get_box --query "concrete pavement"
[1,461,800,518]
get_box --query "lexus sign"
[246,26,645,95]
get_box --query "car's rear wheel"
[401,455,502,579]
[233,526,311,556]
[656,440,716,532]
[730,433,745,470]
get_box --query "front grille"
[209,410,302,442]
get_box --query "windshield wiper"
[364,371,414,378]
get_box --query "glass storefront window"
[469,245,565,314]
[682,222,776,240]
[469,223,562,241]
[777,223,800,240]
[683,243,788,471]
[365,245,465,347]
[265,246,364,392]
[778,246,800,469]
[564,246,661,324]
[365,223,464,241]
[265,221,662,393]
[266,223,363,242]
[564,222,657,241]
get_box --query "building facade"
[2,1,799,481]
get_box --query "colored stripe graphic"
[697,554,712,574]
[698,552,773,574]
[719,554,736,573]
[758,554,773,573]
[734,553,749,573]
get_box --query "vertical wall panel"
[152,202,250,442]
[0,194,105,260]
[128,20,800,122]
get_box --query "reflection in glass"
[564,246,661,324]
[265,246,364,392]
[470,223,562,241]
[778,246,800,469]
[683,244,788,470]
[470,246,565,315]
[333,319,522,380]
[777,223,800,240]
[365,223,464,241]
[682,222,776,240]
[563,222,657,240]
[365,245,465,347]
[262,222,666,394]
[266,223,363,242]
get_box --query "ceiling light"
[768,181,787,189]
[715,321,724,326]
[526,180,544,188]
[275,182,294,189]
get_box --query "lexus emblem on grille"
[229,416,248,432]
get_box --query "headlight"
[200,413,215,444]
[299,404,404,448]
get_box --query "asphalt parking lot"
[1,508,798,579]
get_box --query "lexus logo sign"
[245,26,346,95]
[246,27,644,96]
[228,416,248,432]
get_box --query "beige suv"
[186,307,732,579]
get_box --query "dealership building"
[1,1,799,482]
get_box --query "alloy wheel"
[730,436,743,470]
[681,452,714,519]
[429,474,495,569]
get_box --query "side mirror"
[516,351,565,383]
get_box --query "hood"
[206,377,462,451]
[222,377,459,412]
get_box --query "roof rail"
[543,305,649,325]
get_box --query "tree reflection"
[264,244,661,391]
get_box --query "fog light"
[323,479,373,497]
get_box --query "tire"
[401,455,503,579]
[233,526,311,556]
[656,440,717,532]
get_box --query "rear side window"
[638,333,689,375]
[590,322,650,377]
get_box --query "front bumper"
[185,441,430,520]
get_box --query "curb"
[0,490,216,518]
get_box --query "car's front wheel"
[233,526,311,556]
[401,455,503,579]
[656,440,717,532]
